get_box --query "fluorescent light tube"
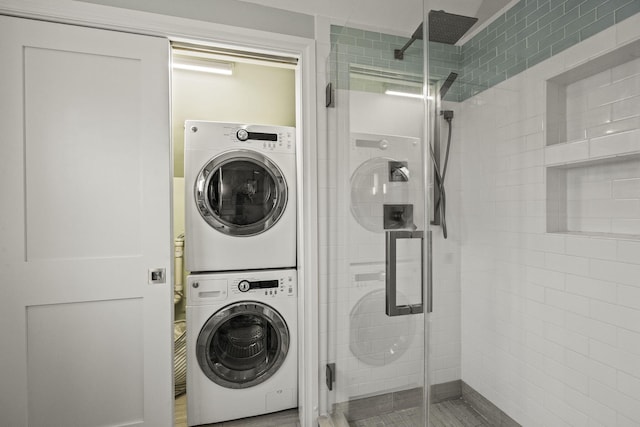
[384,89,423,99]
[172,55,233,75]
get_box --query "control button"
[238,280,250,292]
[288,287,293,294]
[236,129,249,141]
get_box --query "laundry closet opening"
[170,41,300,427]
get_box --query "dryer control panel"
[184,120,295,154]
[231,274,296,298]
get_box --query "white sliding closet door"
[0,15,173,427]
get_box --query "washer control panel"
[232,126,294,153]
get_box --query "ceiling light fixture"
[384,89,424,99]
[172,54,234,75]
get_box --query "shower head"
[439,72,458,99]
[429,10,478,45]
[394,10,478,60]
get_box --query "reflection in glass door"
[323,23,428,426]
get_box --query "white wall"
[459,13,640,426]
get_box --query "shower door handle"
[385,230,424,316]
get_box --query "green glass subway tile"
[506,1,526,20]
[353,56,374,66]
[494,14,517,37]
[428,42,446,52]
[346,53,360,65]
[505,60,527,78]
[551,5,580,31]
[450,53,463,63]
[526,1,550,26]
[380,33,399,44]
[515,0,541,22]
[538,3,567,29]
[371,58,392,69]
[486,51,507,71]
[345,45,365,56]
[407,64,424,74]
[615,0,640,22]
[485,32,507,51]
[343,27,365,38]
[487,72,507,87]
[504,38,528,61]
[330,25,344,35]
[580,0,605,15]
[580,12,615,39]
[538,26,566,50]
[527,46,551,67]
[505,20,522,40]
[496,55,518,75]
[335,34,357,46]
[565,0,586,14]
[363,30,381,41]
[478,47,499,67]
[596,0,632,19]
[356,38,373,49]
[430,49,455,61]
[527,23,552,47]
[372,40,391,51]
[565,9,596,36]
[550,30,580,55]
[515,22,540,43]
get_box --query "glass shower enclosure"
[323,1,640,426]
[322,15,431,426]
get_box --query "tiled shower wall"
[459,12,640,426]
[459,0,640,99]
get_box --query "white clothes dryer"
[185,121,296,272]
[186,269,298,426]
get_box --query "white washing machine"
[185,121,297,272]
[186,269,298,426]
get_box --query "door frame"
[0,2,319,426]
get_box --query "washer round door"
[196,302,290,389]
[195,149,288,237]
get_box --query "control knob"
[236,129,249,141]
[238,280,250,292]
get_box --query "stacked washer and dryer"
[184,121,298,426]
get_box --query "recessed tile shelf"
[546,40,640,239]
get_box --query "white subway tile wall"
[460,13,640,427]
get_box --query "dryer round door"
[195,149,288,236]
[196,302,290,389]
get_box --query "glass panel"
[208,160,277,226]
[323,21,427,427]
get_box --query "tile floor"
[176,394,489,427]
[348,398,489,427]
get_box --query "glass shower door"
[323,26,429,426]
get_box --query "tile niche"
[546,40,640,239]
